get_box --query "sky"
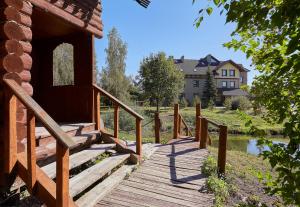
[95,0,259,84]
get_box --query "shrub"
[202,156,218,176]
[231,96,251,111]
[179,97,188,108]
[224,98,232,110]
[208,99,215,110]
[192,95,201,107]
[207,175,230,207]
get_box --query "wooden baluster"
[27,109,36,193]
[136,118,142,157]
[4,89,17,173]
[195,103,201,141]
[185,123,189,136]
[200,117,208,149]
[195,116,201,142]
[173,104,179,139]
[155,112,160,144]
[56,143,69,207]
[114,104,120,139]
[218,125,227,174]
[94,90,101,131]
[178,115,182,136]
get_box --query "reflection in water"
[212,137,286,156]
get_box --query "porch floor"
[96,138,214,207]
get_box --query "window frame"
[222,69,227,77]
[222,81,227,88]
[230,81,235,88]
[192,80,200,88]
[229,69,235,77]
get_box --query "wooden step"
[76,164,136,207]
[70,153,131,198]
[41,143,115,179]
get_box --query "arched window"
[53,43,74,86]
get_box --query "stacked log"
[1,0,33,147]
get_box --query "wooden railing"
[173,104,194,139]
[93,84,144,156]
[173,103,228,174]
[3,78,77,207]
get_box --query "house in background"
[174,54,250,105]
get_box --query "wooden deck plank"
[96,138,213,207]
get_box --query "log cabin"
[0,0,144,206]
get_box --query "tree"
[194,0,300,204]
[203,69,217,107]
[100,27,131,103]
[138,52,184,112]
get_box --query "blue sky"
[95,0,259,84]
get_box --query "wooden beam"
[200,117,208,149]
[27,109,36,193]
[94,90,101,131]
[173,104,179,139]
[56,144,70,207]
[195,103,201,141]
[154,112,160,144]
[136,118,142,157]
[178,115,182,136]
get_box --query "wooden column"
[56,144,70,207]
[173,104,179,139]
[27,109,36,193]
[4,89,17,173]
[136,118,142,157]
[94,90,101,131]
[200,117,208,149]
[218,125,227,174]
[114,104,120,139]
[154,112,160,144]
[195,103,201,141]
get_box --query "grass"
[207,146,284,207]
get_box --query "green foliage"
[203,69,217,107]
[231,96,251,111]
[202,156,218,176]
[207,175,230,207]
[138,52,184,112]
[192,95,201,107]
[224,98,232,111]
[100,28,132,103]
[53,43,74,86]
[179,97,188,108]
[194,0,300,204]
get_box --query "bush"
[179,97,188,108]
[224,98,232,110]
[231,96,251,111]
[202,156,218,176]
[207,175,230,207]
[192,95,201,107]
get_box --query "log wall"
[0,0,33,187]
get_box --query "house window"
[53,43,74,86]
[222,69,227,76]
[230,81,235,88]
[222,81,227,88]
[229,69,235,77]
[240,76,243,83]
[193,80,200,88]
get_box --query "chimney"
[181,55,184,62]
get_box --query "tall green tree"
[194,0,300,204]
[203,69,217,107]
[100,27,131,102]
[138,52,184,112]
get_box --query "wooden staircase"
[2,78,144,207]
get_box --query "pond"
[211,135,287,156]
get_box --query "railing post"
[114,103,120,139]
[200,117,208,149]
[173,104,179,139]
[4,89,17,174]
[218,125,227,174]
[195,103,201,141]
[94,89,101,131]
[178,115,182,136]
[56,143,70,207]
[136,118,142,157]
[27,109,36,193]
[155,112,160,144]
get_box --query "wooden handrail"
[4,79,76,148]
[93,84,144,120]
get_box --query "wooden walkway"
[96,138,214,207]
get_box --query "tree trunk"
[156,99,159,113]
